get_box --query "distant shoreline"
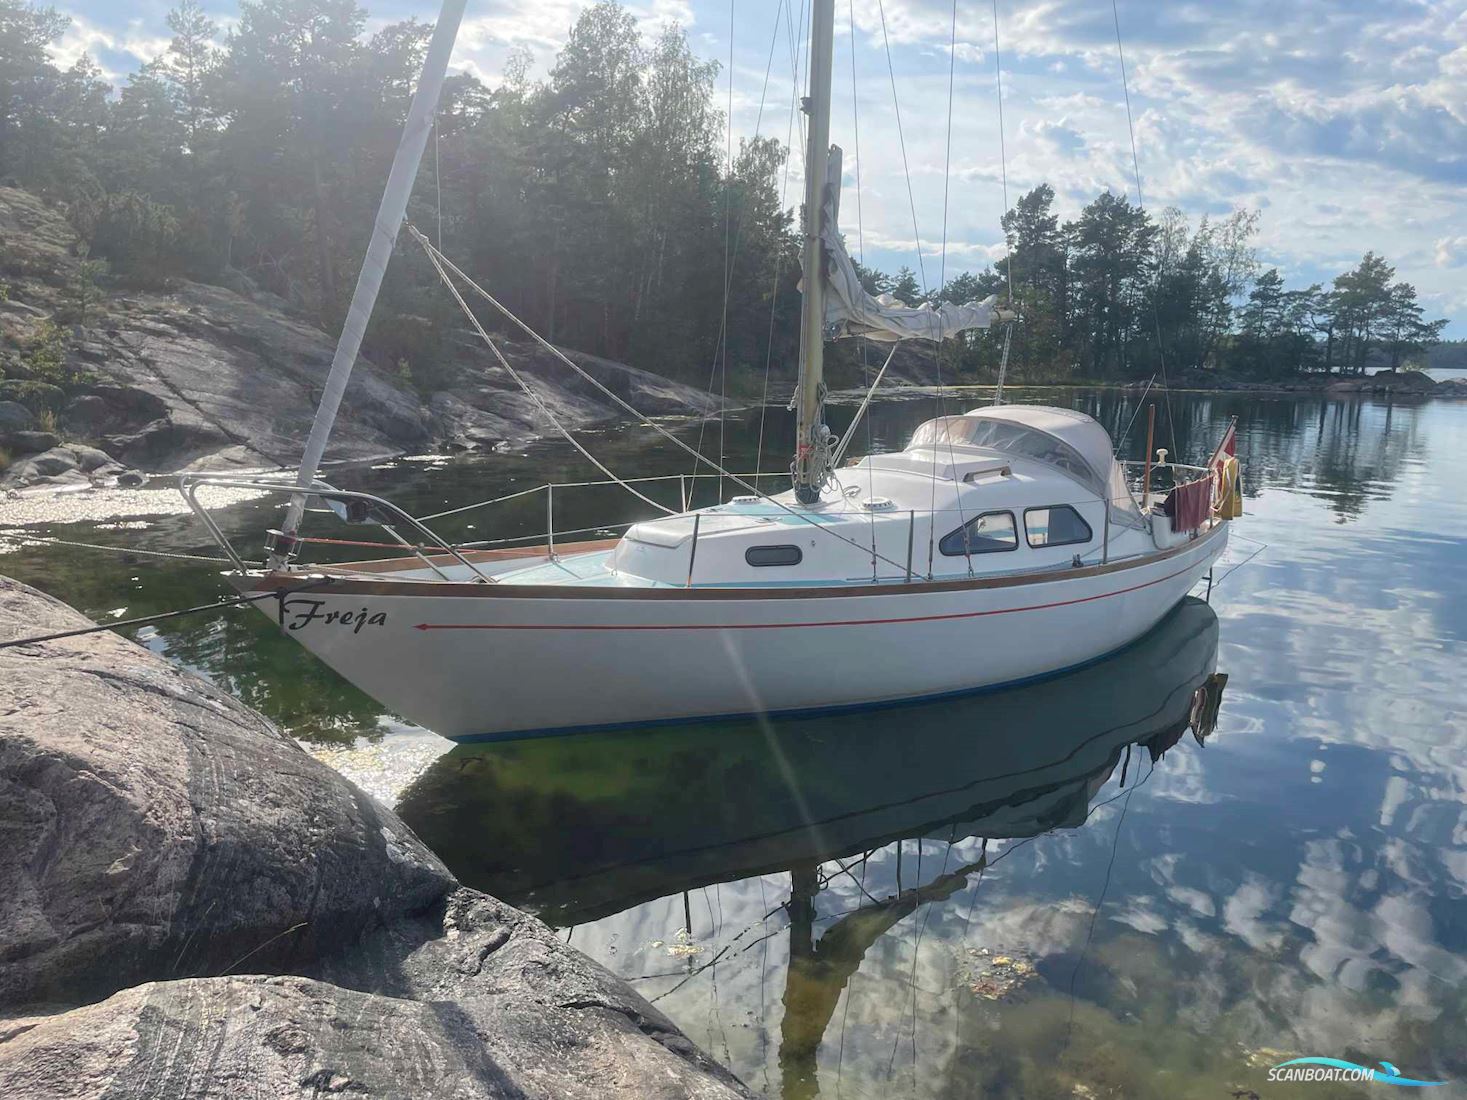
[826,370,1463,402]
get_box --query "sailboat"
[182,0,1242,742]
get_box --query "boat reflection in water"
[398,596,1227,1098]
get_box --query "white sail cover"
[808,146,1005,344]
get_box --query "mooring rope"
[0,532,254,566]
[0,577,337,652]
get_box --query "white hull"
[243,521,1227,741]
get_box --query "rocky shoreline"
[1,187,722,493]
[0,575,752,1099]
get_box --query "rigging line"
[418,480,550,521]
[849,0,877,577]
[691,0,790,494]
[433,112,443,252]
[1114,374,1157,452]
[991,0,1012,301]
[930,0,972,581]
[824,853,883,907]
[875,0,928,293]
[643,907,794,998]
[702,885,732,1065]
[455,520,637,549]
[0,532,255,566]
[950,837,991,1054]
[754,0,810,482]
[417,236,675,516]
[1062,755,1155,1057]
[1110,0,1179,461]
[991,0,1016,406]
[0,578,337,652]
[719,0,735,504]
[888,836,956,1087]
[782,0,810,169]
[756,869,771,1096]
[1207,538,1267,590]
[757,0,802,483]
[848,0,863,269]
[830,344,898,469]
[411,228,919,574]
[834,851,871,1100]
[937,0,957,295]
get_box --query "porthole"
[745,544,803,567]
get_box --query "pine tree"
[159,0,217,154]
[0,0,70,177]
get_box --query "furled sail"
[808,146,1011,344]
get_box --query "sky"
[51,0,1467,336]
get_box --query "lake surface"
[3,386,1465,1098]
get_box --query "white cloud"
[1435,236,1467,268]
[1022,117,1087,157]
[451,0,694,84]
[51,15,171,81]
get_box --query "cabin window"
[745,544,803,567]
[1024,505,1092,548]
[939,511,1018,556]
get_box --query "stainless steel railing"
[178,474,498,582]
[180,460,1212,581]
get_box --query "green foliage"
[1425,339,1467,370]
[0,0,73,181]
[0,376,65,410]
[24,319,63,373]
[57,250,107,323]
[159,0,216,152]
[365,309,451,394]
[888,267,922,306]
[18,319,78,385]
[73,192,179,284]
[940,183,1445,383]
[0,0,1448,392]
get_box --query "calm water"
[3,387,1465,1097]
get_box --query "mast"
[277,0,469,555]
[792,0,836,505]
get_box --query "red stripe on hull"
[411,561,1200,632]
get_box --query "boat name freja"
[282,599,388,634]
